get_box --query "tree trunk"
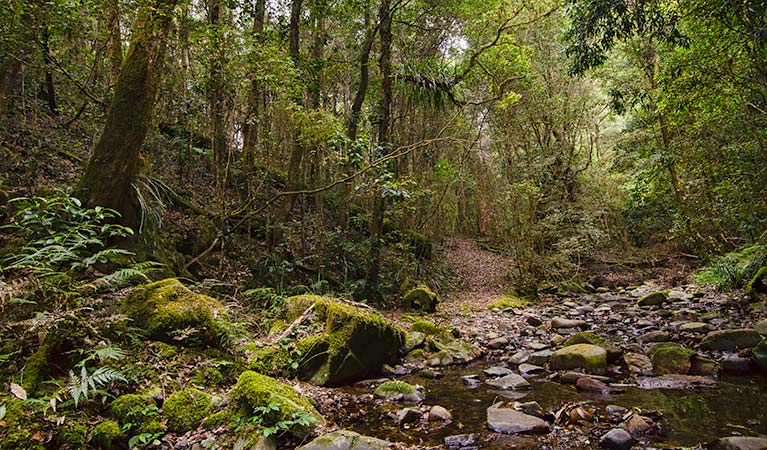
[79,0,178,230]
[242,0,266,171]
[0,57,21,114]
[347,1,376,141]
[105,0,123,86]
[281,0,305,219]
[363,0,392,301]
[208,0,228,187]
[41,27,58,116]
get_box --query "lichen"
[230,371,323,438]
[163,388,212,433]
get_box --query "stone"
[527,350,553,366]
[622,414,652,436]
[722,355,753,373]
[402,286,440,312]
[745,267,767,299]
[637,330,671,343]
[559,372,611,384]
[513,401,544,417]
[648,343,695,375]
[624,352,653,376]
[484,366,513,377]
[486,405,550,435]
[297,430,392,450]
[373,381,423,402]
[637,291,668,307]
[486,373,532,390]
[551,317,588,329]
[549,344,607,373]
[550,334,566,346]
[518,363,545,376]
[711,436,767,450]
[636,374,719,390]
[396,408,423,424]
[756,319,767,336]
[510,351,530,365]
[575,377,623,395]
[526,316,543,327]
[404,332,426,353]
[599,428,636,450]
[444,434,476,448]
[678,322,711,333]
[487,337,509,349]
[754,339,767,371]
[564,331,623,362]
[429,405,452,422]
[689,356,719,376]
[700,329,762,351]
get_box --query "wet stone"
[599,428,637,450]
[701,329,762,351]
[711,436,767,450]
[575,377,624,395]
[510,351,530,365]
[638,330,671,343]
[518,363,545,376]
[486,405,550,435]
[527,350,553,366]
[486,373,532,390]
[551,317,588,329]
[636,374,719,389]
[678,321,711,333]
[484,366,513,377]
[444,434,476,448]
[487,337,509,349]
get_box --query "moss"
[268,319,287,336]
[649,343,695,375]
[190,366,224,387]
[638,290,670,306]
[122,278,225,347]
[746,266,767,298]
[150,341,178,359]
[489,295,529,310]
[0,398,45,450]
[402,286,440,312]
[139,420,167,435]
[374,380,416,396]
[91,420,123,450]
[110,393,156,426]
[405,349,425,361]
[58,422,88,449]
[163,388,212,433]
[230,371,323,438]
[284,294,329,322]
[564,332,623,362]
[203,410,233,430]
[248,345,294,378]
[411,320,454,343]
[550,344,607,374]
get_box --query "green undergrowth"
[694,244,767,291]
[489,294,530,310]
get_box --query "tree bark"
[79,0,178,230]
[41,27,58,116]
[0,57,21,114]
[281,0,305,219]
[242,0,266,170]
[208,0,228,187]
[105,0,123,86]
[347,1,376,141]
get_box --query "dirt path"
[441,237,515,310]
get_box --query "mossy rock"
[564,332,623,363]
[746,267,767,298]
[753,338,767,372]
[22,315,98,393]
[373,380,423,402]
[700,329,762,351]
[110,393,156,427]
[203,410,233,430]
[429,339,482,365]
[549,344,607,374]
[410,320,454,342]
[402,286,440,313]
[638,291,669,307]
[489,295,529,311]
[163,388,213,433]
[230,371,323,438]
[288,296,405,386]
[91,420,123,450]
[649,343,695,375]
[0,397,45,450]
[122,278,225,347]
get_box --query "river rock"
[550,344,607,373]
[622,413,652,436]
[404,332,426,353]
[527,350,553,366]
[551,317,588,330]
[753,339,767,371]
[373,380,423,402]
[678,322,711,333]
[599,428,636,450]
[484,366,513,377]
[711,436,767,450]
[518,363,545,376]
[564,331,623,362]
[297,430,392,450]
[722,355,753,373]
[636,374,718,389]
[526,316,543,327]
[486,373,532,390]
[559,372,611,384]
[510,351,530,365]
[487,405,550,435]
[396,407,423,424]
[444,434,476,448]
[487,337,509,349]
[429,405,452,421]
[637,330,671,343]
[649,343,695,375]
[700,329,762,351]
[575,377,623,395]
[624,352,653,376]
[756,320,767,336]
[638,291,668,307]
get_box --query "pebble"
[599,428,636,450]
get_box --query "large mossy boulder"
[564,332,622,363]
[122,278,225,346]
[163,388,213,433]
[402,286,440,312]
[648,343,696,375]
[549,344,607,374]
[638,291,669,307]
[287,296,405,386]
[746,267,767,299]
[297,430,392,450]
[700,329,762,351]
[230,371,323,438]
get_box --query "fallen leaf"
[10,383,26,400]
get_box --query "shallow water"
[339,361,767,448]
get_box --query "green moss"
[0,398,45,450]
[139,420,166,435]
[269,319,287,335]
[638,290,669,306]
[402,286,440,312]
[110,393,156,426]
[190,366,224,387]
[91,420,123,450]
[230,371,323,438]
[203,410,233,430]
[248,345,293,377]
[411,320,454,343]
[746,266,767,298]
[59,422,88,449]
[374,380,416,397]
[563,332,622,362]
[489,295,529,310]
[405,349,425,361]
[550,344,607,374]
[163,388,212,433]
[649,343,695,375]
[150,341,178,359]
[122,278,225,346]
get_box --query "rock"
[668,290,692,301]
[711,436,767,450]
[622,414,652,436]
[373,381,423,402]
[550,334,567,346]
[700,329,762,351]
[526,316,543,327]
[510,351,530,365]
[518,363,545,376]
[678,322,712,333]
[484,366,513,377]
[230,371,323,438]
[722,355,753,373]
[637,330,671,343]
[486,405,550,435]
[551,317,588,329]
[624,352,653,376]
[575,377,623,395]
[636,374,719,390]
[251,435,277,450]
[382,364,407,376]
[689,355,719,376]
[297,430,392,450]
[745,267,767,299]
[527,350,553,366]
[559,372,610,384]
[487,337,509,349]
[404,332,426,353]
[648,343,695,375]
[637,291,668,307]
[396,407,422,424]
[513,401,544,417]
[163,388,212,433]
[564,332,623,362]
[756,319,767,336]
[753,339,767,371]
[635,319,655,328]
[429,405,452,422]
[444,434,476,448]
[402,285,440,312]
[430,338,482,365]
[599,428,636,449]
[549,344,607,373]
[122,278,225,346]
[289,296,404,386]
[486,373,532,390]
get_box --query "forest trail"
[442,238,515,309]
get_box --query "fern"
[67,366,126,408]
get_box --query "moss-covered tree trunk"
[105,0,123,86]
[79,0,178,230]
[242,0,266,173]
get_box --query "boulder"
[755,319,767,336]
[373,381,423,402]
[163,388,212,433]
[486,405,549,435]
[297,430,392,450]
[551,317,588,330]
[122,278,225,346]
[638,291,668,307]
[745,267,767,299]
[700,329,762,351]
[230,371,323,438]
[289,296,405,386]
[599,428,636,450]
[711,436,767,450]
[564,332,622,362]
[550,344,607,373]
[636,374,718,390]
[402,286,440,312]
[753,339,767,372]
[486,373,532,390]
[648,343,695,375]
